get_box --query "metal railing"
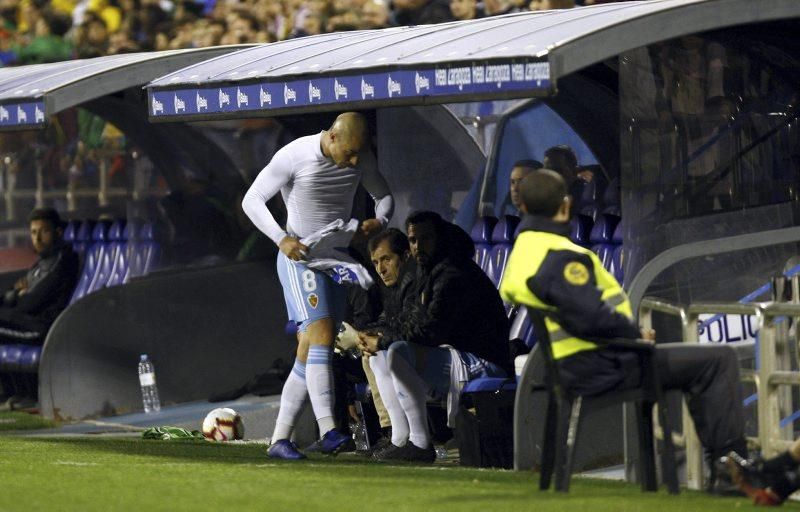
[638,298,765,490]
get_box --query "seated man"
[506,159,542,216]
[0,208,79,404]
[499,170,747,491]
[359,211,510,462]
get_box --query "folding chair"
[526,307,679,494]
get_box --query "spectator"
[499,170,748,493]
[529,0,575,10]
[359,211,510,462]
[449,0,482,21]
[362,0,391,29]
[392,0,453,27]
[482,0,521,17]
[543,144,594,213]
[75,11,109,57]
[507,158,542,215]
[14,9,73,64]
[0,208,79,408]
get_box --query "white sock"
[387,343,431,449]
[272,359,308,441]
[306,345,336,435]
[369,352,409,446]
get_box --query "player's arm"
[359,150,394,236]
[527,250,640,340]
[241,149,306,260]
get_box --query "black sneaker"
[724,452,784,506]
[374,442,435,463]
[358,436,391,457]
[707,456,744,496]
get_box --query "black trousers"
[560,343,746,458]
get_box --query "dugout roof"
[0,46,250,130]
[145,0,800,122]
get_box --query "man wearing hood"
[359,211,510,462]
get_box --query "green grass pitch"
[0,435,783,511]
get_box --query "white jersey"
[242,132,393,245]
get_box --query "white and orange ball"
[201,408,244,441]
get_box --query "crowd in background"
[0,0,633,66]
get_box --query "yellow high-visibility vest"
[499,230,632,360]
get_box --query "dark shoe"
[359,436,392,457]
[318,429,351,455]
[267,439,307,460]
[725,452,784,506]
[374,441,436,463]
[707,456,744,496]
[307,435,355,454]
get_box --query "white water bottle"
[138,354,161,413]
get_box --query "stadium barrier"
[639,297,800,490]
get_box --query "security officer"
[499,169,747,492]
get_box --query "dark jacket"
[386,223,511,372]
[369,259,418,346]
[2,243,79,327]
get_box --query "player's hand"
[360,218,382,238]
[279,236,308,261]
[357,331,380,356]
[640,328,656,345]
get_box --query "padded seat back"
[486,215,520,286]
[72,220,96,263]
[470,216,498,271]
[570,215,594,247]
[70,220,111,303]
[129,223,161,279]
[590,214,621,270]
[87,219,127,294]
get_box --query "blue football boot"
[267,439,307,460]
[317,429,351,455]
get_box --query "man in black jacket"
[359,211,510,462]
[0,208,79,404]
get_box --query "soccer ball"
[201,408,244,441]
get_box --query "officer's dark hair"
[513,159,543,170]
[543,145,578,170]
[520,169,567,217]
[368,227,409,256]
[28,207,65,229]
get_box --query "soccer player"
[242,112,394,460]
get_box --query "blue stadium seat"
[128,223,161,279]
[590,214,621,270]
[470,216,498,272]
[0,344,23,371]
[486,215,520,287]
[87,219,127,294]
[18,345,40,372]
[611,246,624,284]
[69,220,111,304]
[569,214,594,247]
[63,220,80,245]
[106,221,138,288]
[71,220,96,263]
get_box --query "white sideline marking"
[53,461,99,466]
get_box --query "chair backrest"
[486,215,520,286]
[129,222,161,279]
[470,216,497,271]
[87,219,127,294]
[69,220,111,304]
[569,214,594,247]
[590,214,621,270]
